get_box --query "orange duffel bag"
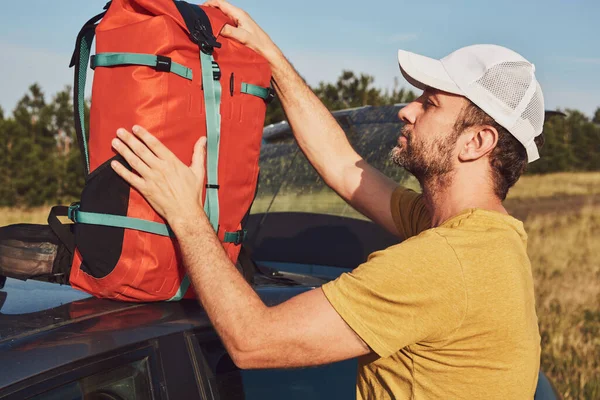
[47,0,272,301]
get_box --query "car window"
[189,334,357,400]
[30,359,153,400]
[251,105,417,220]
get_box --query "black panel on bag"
[77,155,131,279]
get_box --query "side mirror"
[545,110,567,120]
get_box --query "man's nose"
[398,101,419,125]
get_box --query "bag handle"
[176,2,231,53]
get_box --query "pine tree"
[569,110,600,171]
[47,86,86,203]
[10,84,59,206]
[593,107,600,125]
[0,117,14,206]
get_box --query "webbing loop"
[241,82,274,103]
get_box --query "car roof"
[0,278,182,348]
[0,269,326,345]
[0,275,320,390]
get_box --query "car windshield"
[251,105,419,220]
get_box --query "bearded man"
[108,1,544,398]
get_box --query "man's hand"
[204,0,281,61]
[110,126,207,227]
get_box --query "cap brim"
[397,50,463,95]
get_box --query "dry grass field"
[1,172,599,398]
[506,173,600,399]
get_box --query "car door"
[186,329,357,400]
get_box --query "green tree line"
[1,72,599,207]
[0,84,86,207]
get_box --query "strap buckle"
[225,229,247,245]
[68,203,81,222]
[192,19,222,55]
[212,60,221,81]
[266,87,275,104]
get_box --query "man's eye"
[424,100,435,109]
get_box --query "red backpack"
[47,0,272,301]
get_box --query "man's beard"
[390,126,458,188]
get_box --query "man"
[109,0,543,398]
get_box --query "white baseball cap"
[397,44,545,162]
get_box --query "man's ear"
[458,125,498,162]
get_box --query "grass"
[1,172,599,398]
[509,172,600,200]
[508,172,599,398]
[0,207,54,225]
[524,203,600,399]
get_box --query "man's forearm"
[171,209,370,369]
[267,50,362,197]
[171,212,268,356]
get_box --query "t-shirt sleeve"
[321,232,466,358]
[391,186,432,240]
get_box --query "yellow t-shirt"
[322,187,541,399]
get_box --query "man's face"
[391,89,469,185]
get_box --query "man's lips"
[397,135,408,146]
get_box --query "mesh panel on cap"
[520,81,544,135]
[475,61,533,110]
[512,81,544,150]
[471,61,544,161]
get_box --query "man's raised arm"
[205,0,402,236]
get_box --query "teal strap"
[168,52,222,302]
[70,6,107,177]
[241,82,270,100]
[68,206,173,237]
[76,31,94,175]
[199,51,222,233]
[91,53,193,81]
[168,275,190,301]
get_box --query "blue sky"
[0,0,598,117]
